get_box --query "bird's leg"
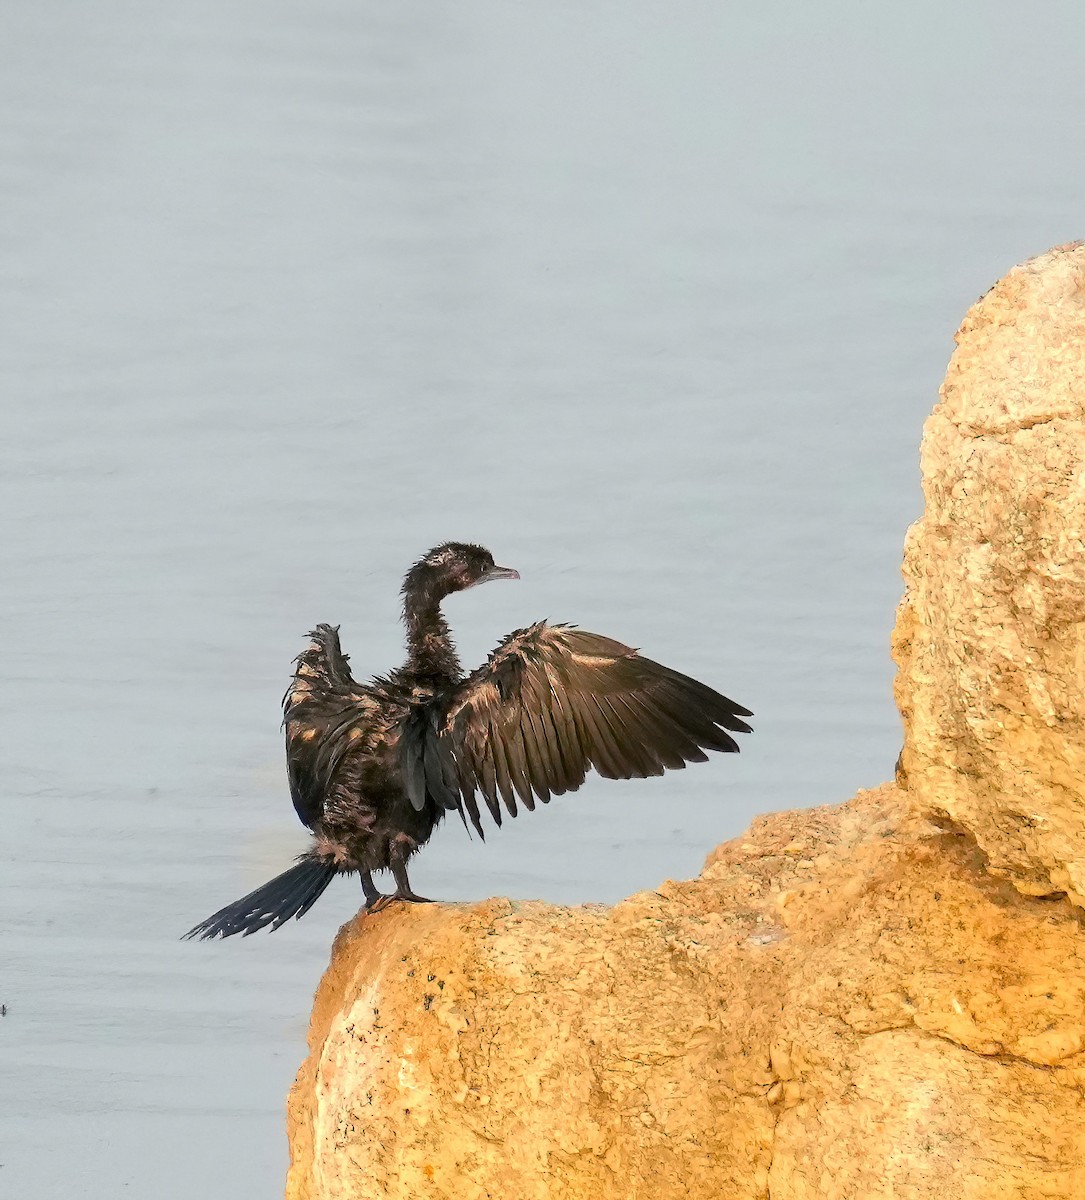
[360,869,391,913]
[365,839,434,915]
[388,859,433,904]
[387,836,433,905]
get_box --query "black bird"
[185,543,752,939]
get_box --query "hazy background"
[3,2,1082,1195]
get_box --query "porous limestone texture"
[286,245,1085,1198]
[286,786,1085,1200]
[893,241,1085,904]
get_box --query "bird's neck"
[402,598,463,681]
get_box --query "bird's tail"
[183,856,338,940]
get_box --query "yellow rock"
[286,788,1085,1199]
[286,245,1085,1198]
[894,241,1085,904]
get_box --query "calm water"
[3,3,1083,1196]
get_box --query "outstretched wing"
[283,624,377,827]
[402,622,752,836]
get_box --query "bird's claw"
[364,891,433,915]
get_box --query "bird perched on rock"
[185,543,752,939]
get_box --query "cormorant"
[185,543,752,939]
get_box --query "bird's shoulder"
[446,620,552,704]
[366,670,447,727]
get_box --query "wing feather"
[421,623,750,830]
[522,694,556,802]
[460,784,486,838]
[572,694,627,779]
[599,694,665,777]
[476,728,504,824]
[283,624,377,828]
[517,709,546,808]
[501,720,527,816]
[541,668,585,789]
[612,692,689,771]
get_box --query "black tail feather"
[183,856,338,940]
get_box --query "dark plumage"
[185,542,752,939]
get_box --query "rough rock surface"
[286,787,1085,1200]
[894,241,1085,904]
[286,245,1085,1199]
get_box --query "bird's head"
[403,542,519,607]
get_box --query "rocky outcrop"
[286,244,1085,1199]
[286,787,1085,1199]
[894,241,1085,906]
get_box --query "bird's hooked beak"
[481,564,520,584]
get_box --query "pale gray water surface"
[3,3,1084,1195]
